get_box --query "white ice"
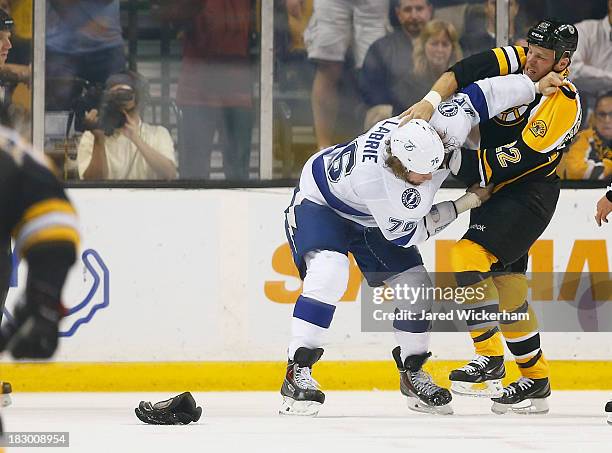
[3,391,611,453]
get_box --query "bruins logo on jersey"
[493,104,529,126]
[529,119,548,138]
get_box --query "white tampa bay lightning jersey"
[294,73,539,248]
[297,116,449,248]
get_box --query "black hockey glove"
[0,287,66,359]
[135,392,202,425]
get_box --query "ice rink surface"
[3,391,610,452]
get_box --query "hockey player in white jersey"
[280,72,552,417]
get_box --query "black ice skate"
[0,381,11,407]
[392,347,453,415]
[491,377,551,415]
[449,355,505,397]
[605,400,611,425]
[280,347,325,416]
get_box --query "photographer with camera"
[77,72,177,180]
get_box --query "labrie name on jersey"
[0,125,79,258]
[292,73,540,249]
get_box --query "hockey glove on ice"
[135,392,202,425]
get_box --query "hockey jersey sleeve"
[430,74,536,152]
[450,45,528,89]
[1,133,80,258]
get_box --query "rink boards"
[3,188,611,391]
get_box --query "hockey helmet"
[389,119,444,174]
[527,19,578,63]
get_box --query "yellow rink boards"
[2,360,611,392]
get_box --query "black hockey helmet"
[0,9,13,32]
[527,19,578,63]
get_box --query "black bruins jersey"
[0,126,79,259]
[450,45,582,190]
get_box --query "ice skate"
[392,347,453,415]
[605,400,611,425]
[449,355,505,397]
[279,347,325,416]
[491,377,550,415]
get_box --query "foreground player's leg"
[280,250,349,416]
[0,238,12,407]
[449,240,505,397]
[388,266,452,415]
[491,272,551,415]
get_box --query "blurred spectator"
[460,0,520,57]
[306,0,390,149]
[359,0,440,124]
[164,0,256,180]
[559,91,612,181]
[77,72,177,180]
[571,0,612,97]
[45,0,126,111]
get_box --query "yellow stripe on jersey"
[493,47,509,75]
[14,198,76,235]
[494,152,560,192]
[483,149,492,181]
[522,87,580,153]
[515,46,527,68]
[19,226,80,255]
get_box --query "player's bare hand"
[399,100,435,126]
[467,183,494,204]
[595,195,612,227]
[537,71,564,96]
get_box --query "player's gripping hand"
[467,183,494,204]
[399,99,435,126]
[135,392,203,425]
[536,71,565,96]
[0,288,65,359]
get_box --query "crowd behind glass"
[2,0,610,183]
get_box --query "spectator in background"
[45,0,126,110]
[359,0,433,127]
[166,0,256,180]
[559,91,612,181]
[77,72,177,180]
[460,0,520,57]
[306,0,389,150]
[571,0,612,97]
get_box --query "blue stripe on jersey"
[311,152,370,217]
[389,227,418,247]
[461,83,490,121]
[293,295,336,328]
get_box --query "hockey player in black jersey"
[0,124,79,358]
[401,19,581,414]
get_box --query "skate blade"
[279,396,321,417]
[607,414,611,425]
[406,396,453,415]
[491,398,549,415]
[450,380,503,398]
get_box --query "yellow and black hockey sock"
[451,239,504,358]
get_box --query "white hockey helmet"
[389,119,444,174]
